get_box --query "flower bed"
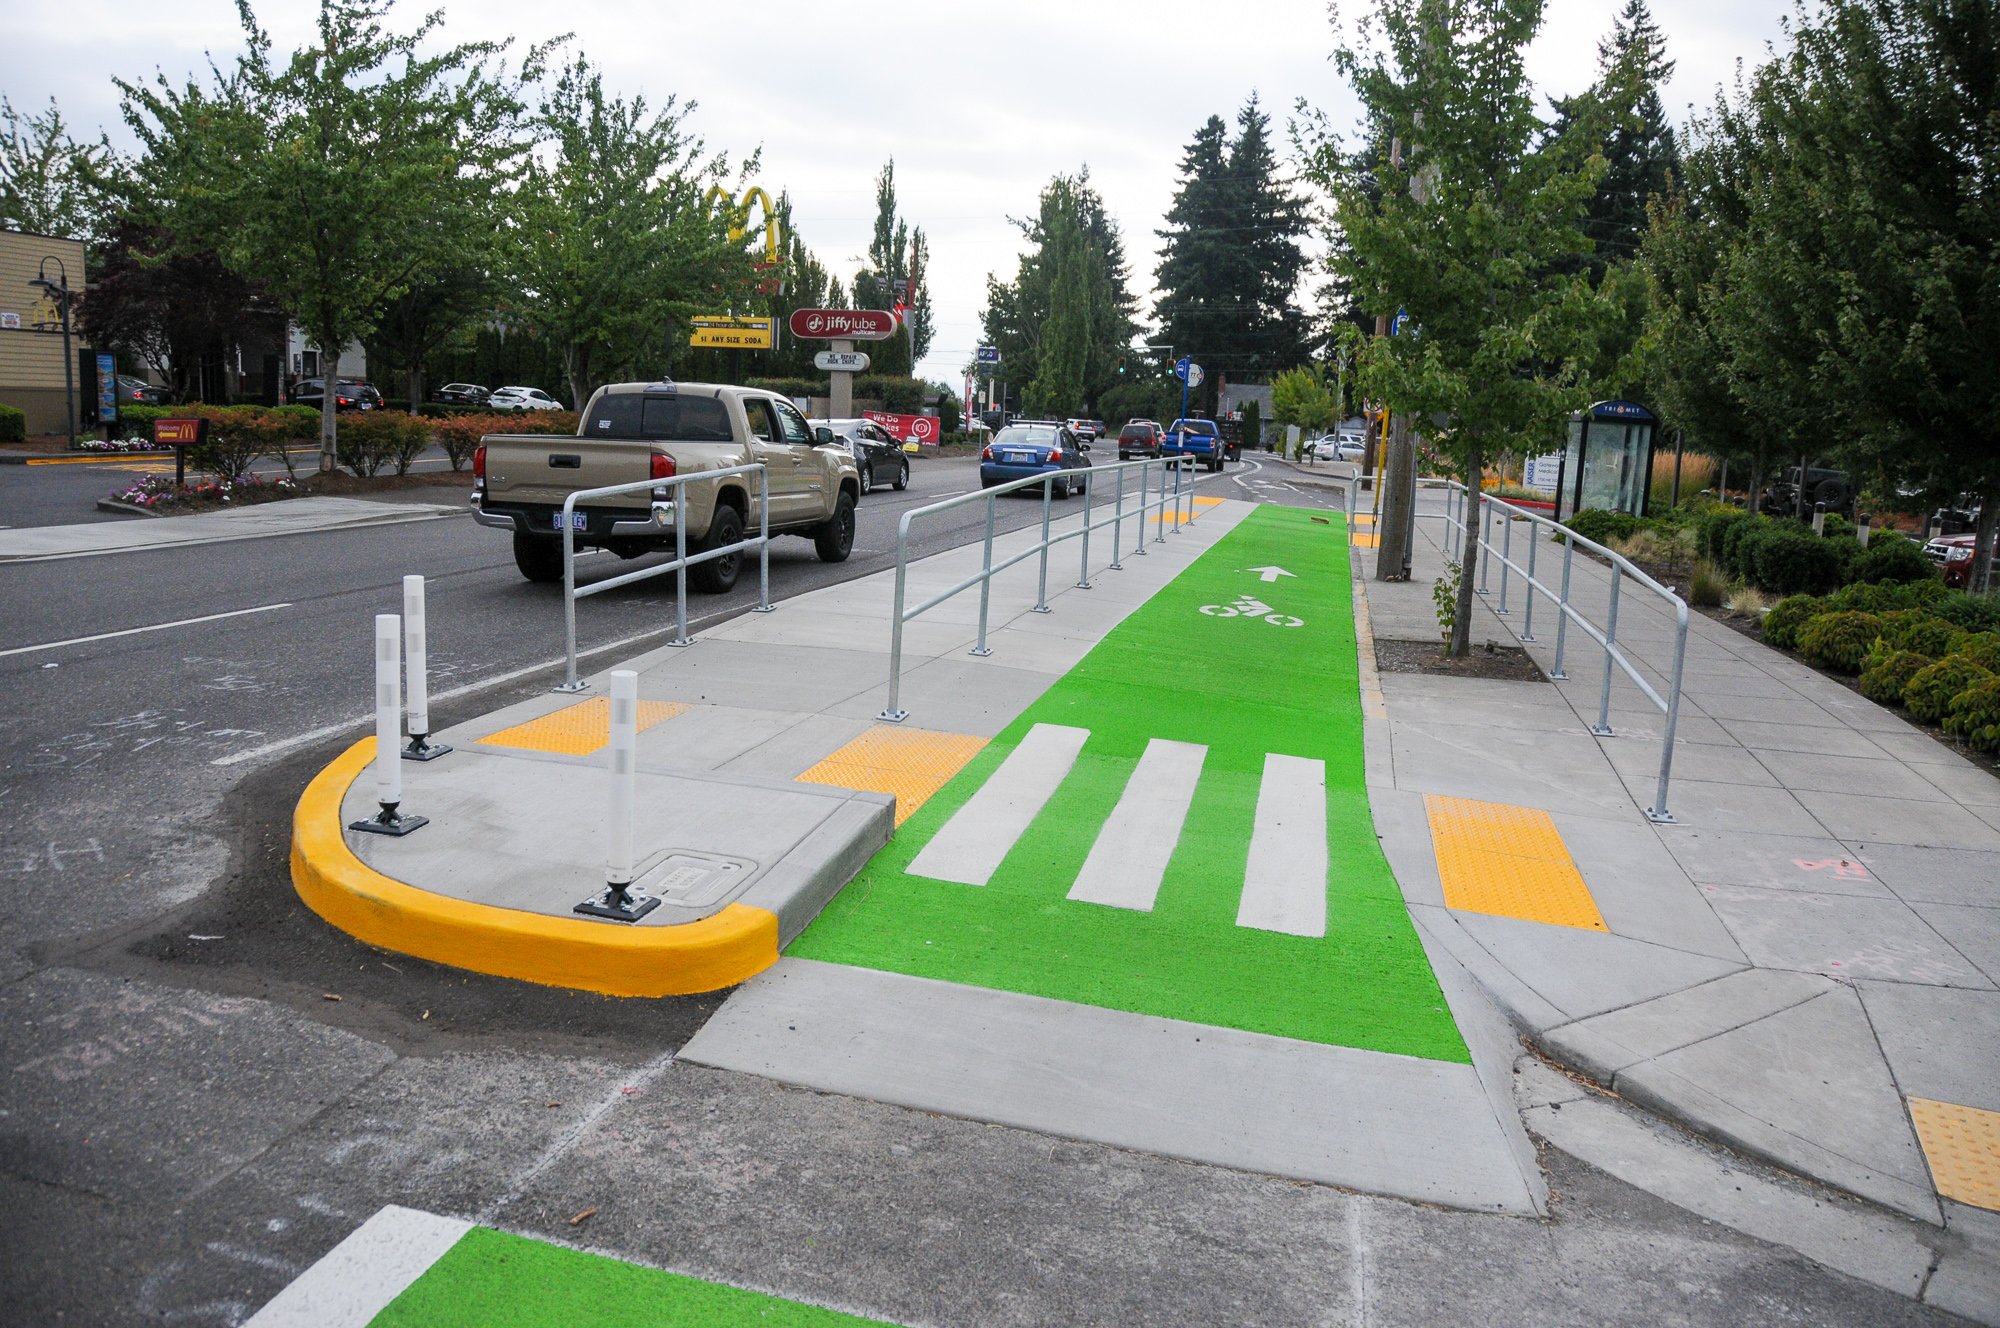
[110,473,299,513]
[77,436,172,453]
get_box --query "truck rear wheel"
[814,492,855,563]
[694,504,744,593]
[513,532,564,583]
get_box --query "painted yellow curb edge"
[290,738,779,997]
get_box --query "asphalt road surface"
[0,451,1959,1326]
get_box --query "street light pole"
[30,257,76,450]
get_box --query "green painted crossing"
[790,505,1468,1064]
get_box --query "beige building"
[0,227,89,437]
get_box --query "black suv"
[293,378,384,411]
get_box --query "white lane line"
[1069,738,1206,912]
[210,608,737,767]
[242,1205,471,1328]
[1236,753,1329,937]
[0,602,292,659]
[908,723,1089,886]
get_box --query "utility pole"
[1375,137,1418,583]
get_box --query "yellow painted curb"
[290,738,779,997]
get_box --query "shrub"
[1797,610,1884,674]
[851,375,925,411]
[335,411,430,476]
[1564,509,1643,547]
[1905,655,1996,725]
[1826,578,1950,614]
[1934,592,2000,634]
[1719,511,1765,576]
[1860,650,1933,706]
[1762,594,1827,649]
[1751,521,1849,596]
[0,402,24,443]
[1688,558,1729,608]
[1874,610,1960,658]
[1727,584,1771,617]
[1944,677,2000,751]
[423,410,577,470]
[1848,533,1936,586]
[1698,505,1750,562]
[1947,631,2000,672]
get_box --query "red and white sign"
[789,308,898,341]
[864,410,939,445]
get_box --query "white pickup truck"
[470,380,860,589]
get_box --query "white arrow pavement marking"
[1247,565,1295,583]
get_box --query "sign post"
[154,417,208,485]
[1175,357,1204,424]
[790,309,899,419]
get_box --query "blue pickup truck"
[1161,417,1229,472]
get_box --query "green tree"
[1025,177,1095,418]
[1226,95,1311,377]
[850,159,932,377]
[364,263,496,407]
[513,55,752,406]
[1310,0,1630,655]
[112,0,544,470]
[1548,0,1680,277]
[1270,365,1338,438]
[0,96,110,239]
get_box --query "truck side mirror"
[814,426,834,444]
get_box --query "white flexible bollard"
[351,613,427,836]
[400,575,451,761]
[574,670,658,922]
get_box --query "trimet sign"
[789,308,898,341]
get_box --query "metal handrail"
[1438,482,1689,824]
[877,455,1196,722]
[554,462,774,692]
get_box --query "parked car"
[1117,420,1163,460]
[487,385,566,412]
[980,421,1093,497]
[1065,418,1101,443]
[292,377,384,411]
[472,380,859,588]
[816,418,909,495]
[1161,417,1228,471]
[1925,532,2000,589]
[114,374,169,405]
[1303,435,1349,462]
[435,383,490,406]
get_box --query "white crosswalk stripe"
[908,723,1089,886]
[1067,738,1207,912]
[912,726,1331,938]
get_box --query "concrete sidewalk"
[1329,469,1998,1313]
[0,496,463,561]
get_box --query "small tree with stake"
[1308,0,1634,656]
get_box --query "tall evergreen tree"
[1226,95,1311,376]
[1548,0,1680,276]
[1153,115,1239,408]
[850,159,932,377]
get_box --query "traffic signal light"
[1116,355,1127,375]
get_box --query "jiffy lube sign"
[789,308,898,341]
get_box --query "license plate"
[1005,452,1033,464]
[551,511,587,530]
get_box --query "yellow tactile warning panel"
[477,696,687,755]
[1352,533,1381,548]
[1424,794,1607,931]
[797,725,988,826]
[1909,1097,2000,1211]
[1149,495,1227,524]
[1353,513,1377,528]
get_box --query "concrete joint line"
[481,1048,678,1224]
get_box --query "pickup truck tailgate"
[481,436,657,508]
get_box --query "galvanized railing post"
[1077,466,1094,588]
[558,493,585,692]
[754,467,772,613]
[1034,476,1053,613]
[1649,605,1689,822]
[1477,497,1493,593]
[878,512,913,722]
[1593,568,1623,735]
[1497,513,1513,615]
[668,496,690,647]
[1134,461,1150,557]
[1551,537,1575,679]
[1171,460,1185,533]
[972,497,996,656]
[1110,465,1126,571]
[1155,460,1171,544]
[1521,516,1539,641]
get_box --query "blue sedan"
[979,423,1094,498]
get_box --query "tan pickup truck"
[470,379,860,589]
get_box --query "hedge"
[426,410,578,471]
[335,411,431,476]
[1944,677,2000,752]
[0,403,23,444]
[1874,609,1960,659]
[1848,534,1935,585]
[1797,610,1883,674]
[1860,650,1933,706]
[851,375,926,412]
[1905,656,1995,726]
[1761,594,1826,650]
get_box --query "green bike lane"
[789,503,1466,1063]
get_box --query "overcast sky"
[8,0,1793,387]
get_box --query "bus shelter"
[1554,400,1658,522]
